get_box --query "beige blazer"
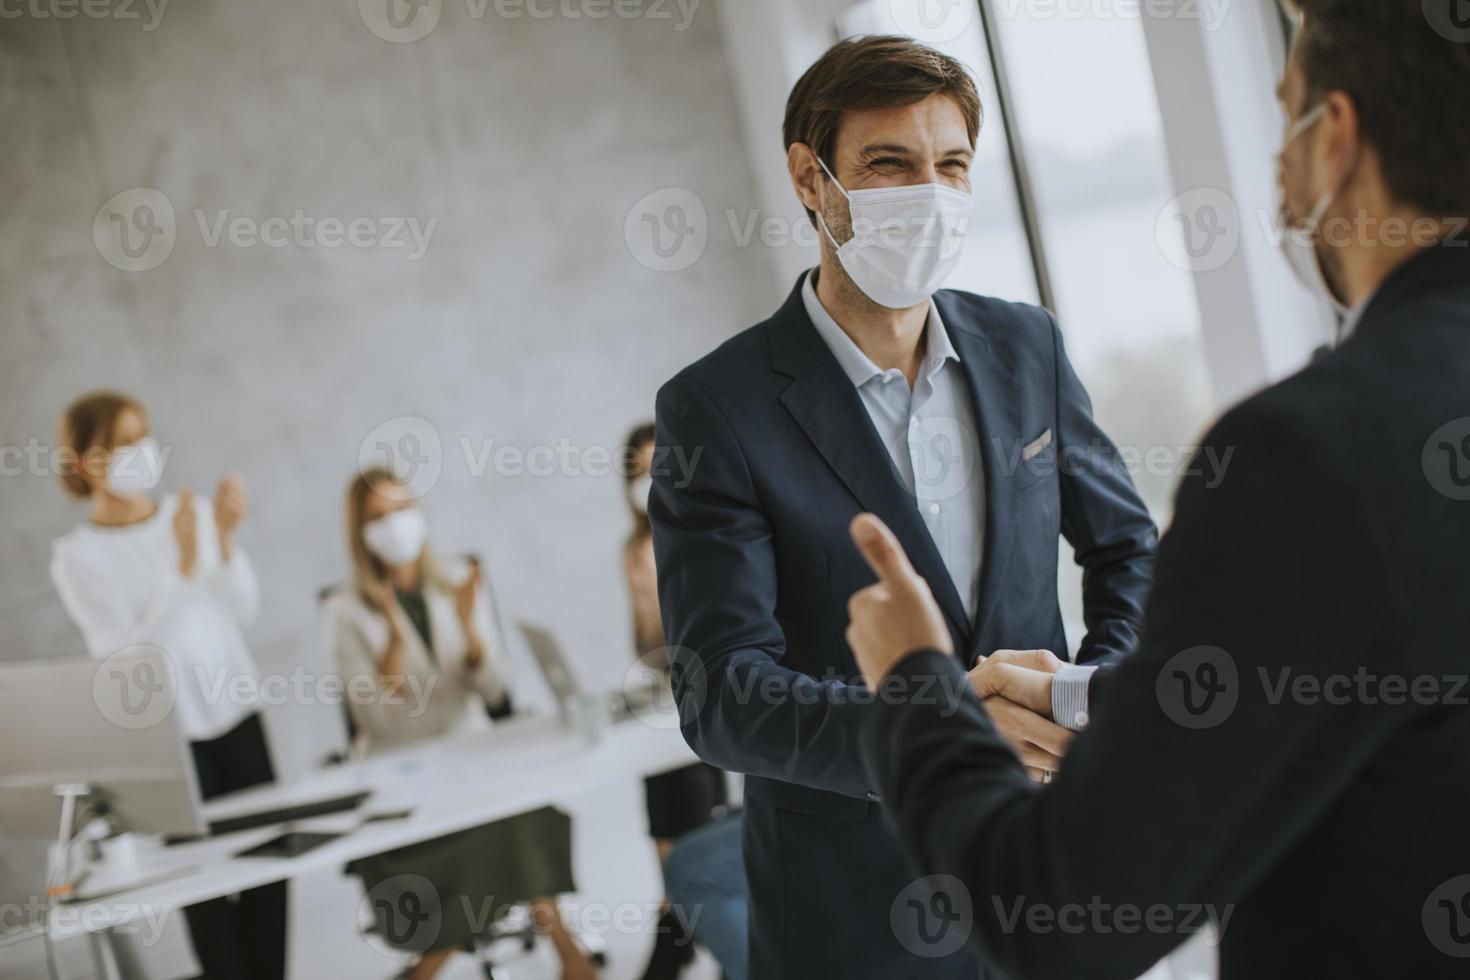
[323,559,509,754]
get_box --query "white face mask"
[816,157,973,310]
[629,473,653,515]
[363,508,429,567]
[106,437,164,496]
[1275,102,1356,316]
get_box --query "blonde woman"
[49,390,285,980]
[325,468,598,980]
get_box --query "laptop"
[518,623,584,707]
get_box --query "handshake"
[847,513,1075,782]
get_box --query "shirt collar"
[801,269,960,388]
[1336,295,1372,345]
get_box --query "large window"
[987,4,1216,518]
[835,0,1219,663]
[837,0,1041,306]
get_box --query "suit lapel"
[770,276,971,640]
[939,295,1025,662]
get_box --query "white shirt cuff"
[1052,664,1097,731]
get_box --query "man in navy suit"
[649,35,1157,979]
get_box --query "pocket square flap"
[1022,429,1054,462]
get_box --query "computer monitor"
[0,649,206,839]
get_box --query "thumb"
[850,513,917,586]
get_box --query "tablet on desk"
[236,831,344,859]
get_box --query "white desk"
[43,713,699,972]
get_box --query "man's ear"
[1318,90,1361,188]
[787,142,824,216]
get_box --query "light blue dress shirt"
[802,272,986,623]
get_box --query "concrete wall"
[0,0,776,916]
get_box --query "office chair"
[357,895,606,980]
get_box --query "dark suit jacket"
[861,234,1470,979]
[651,273,1156,977]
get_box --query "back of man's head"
[1284,0,1470,216]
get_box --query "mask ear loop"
[814,156,851,251]
[1281,100,1360,326]
[1283,102,1358,240]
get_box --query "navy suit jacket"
[650,273,1156,974]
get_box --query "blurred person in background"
[49,390,285,980]
[326,467,599,980]
[622,424,746,980]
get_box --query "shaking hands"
[847,513,1074,781]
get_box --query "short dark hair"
[783,35,982,224]
[1282,0,1470,215]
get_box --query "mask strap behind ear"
[1293,102,1360,237]
[816,156,850,200]
[1284,101,1328,145]
[815,155,849,251]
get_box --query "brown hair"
[57,391,146,498]
[345,467,446,604]
[623,422,657,539]
[784,35,983,224]
[1281,0,1470,215]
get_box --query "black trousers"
[186,712,288,980]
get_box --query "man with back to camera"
[843,3,1470,978]
[648,35,1158,977]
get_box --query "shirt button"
[1074,711,1090,729]
[928,502,940,516]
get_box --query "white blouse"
[50,494,262,741]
